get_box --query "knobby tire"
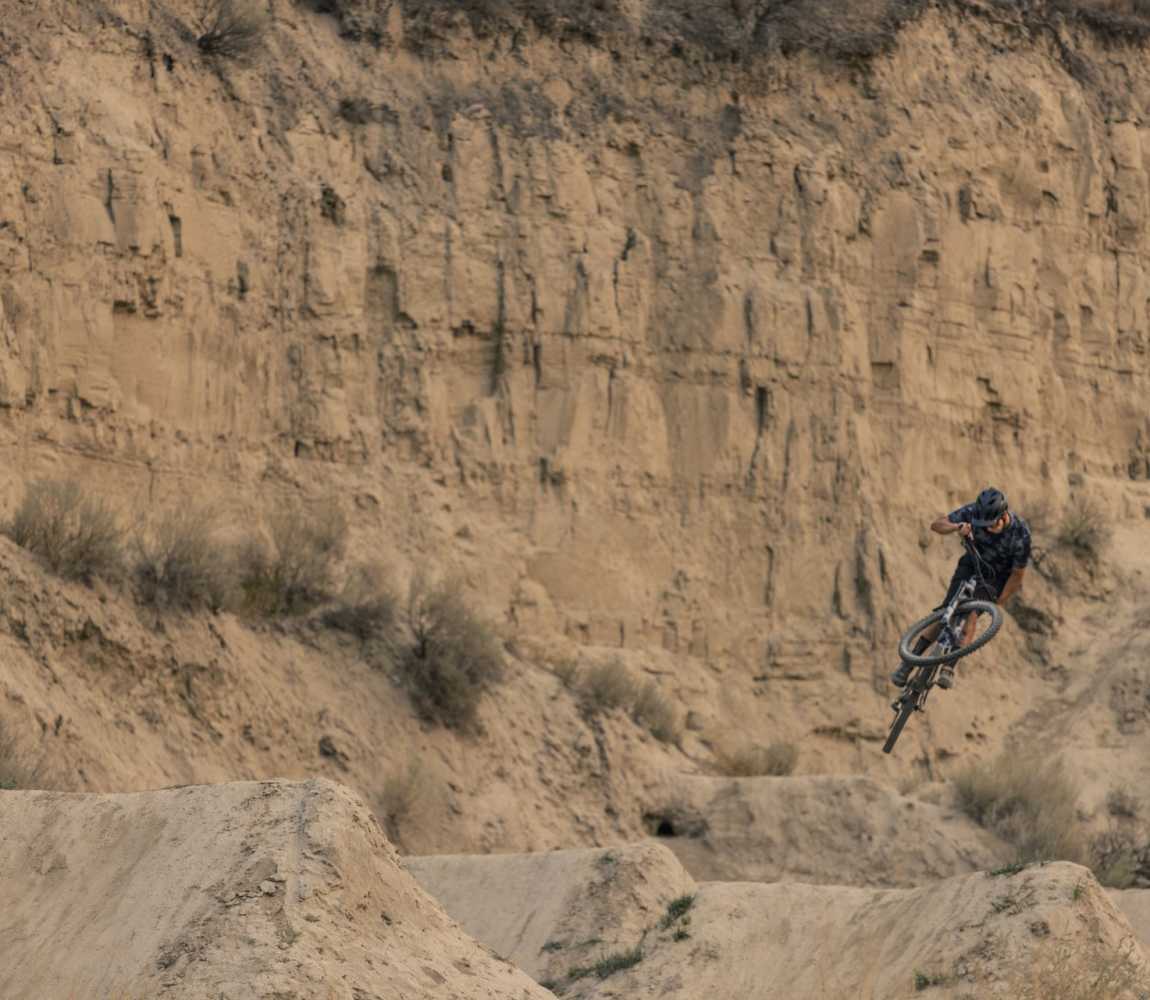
[883,698,914,754]
[896,599,1003,667]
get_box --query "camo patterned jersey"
[947,504,1032,580]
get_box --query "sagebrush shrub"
[378,759,423,842]
[239,504,347,616]
[398,578,504,729]
[0,720,42,791]
[196,0,269,57]
[134,505,235,610]
[632,681,681,743]
[1057,497,1111,559]
[955,754,1084,863]
[5,479,123,581]
[322,563,398,642]
[716,741,799,777]
[578,660,635,712]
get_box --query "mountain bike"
[882,539,1004,755]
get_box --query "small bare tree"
[196,0,269,58]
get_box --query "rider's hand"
[958,522,973,539]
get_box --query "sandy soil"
[0,779,549,1000]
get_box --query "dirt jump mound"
[0,779,550,1000]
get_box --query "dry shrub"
[632,681,681,744]
[955,754,1084,864]
[322,563,398,642]
[1055,0,1150,42]
[196,0,269,57]
[579,660,636,712]
[5,479,123,581]
[1109,785,1141,820]
[1057,497,1111,559]
[553,658,580,688]
[239,504,347,616]
[0,720,44,791]
[716,741,799,777]
[1091,826,1140,889]
[134,505,235,610]
[1010,939,1150,1000]
[398,577,505,729]
[337,96,375,124]
[378,759,423,843]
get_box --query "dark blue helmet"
[972,487,1008,527]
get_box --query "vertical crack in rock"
[103,169,117,225]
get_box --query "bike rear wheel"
[897,599,1003,666]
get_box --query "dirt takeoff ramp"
[0,779,550,1000]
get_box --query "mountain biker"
[891,487,1031,691]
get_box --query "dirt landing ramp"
[407,843,695,983]
[1113,889,1150,954]
[643,774,1009,886]
[0,779,550,1000]
[569,862,1147,1000]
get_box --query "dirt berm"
[0,779,549,1000]
[412,846,1150,999]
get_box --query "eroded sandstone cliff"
[1,0,1149,808]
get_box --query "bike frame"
[883,535,1002,754]
[935,537,993,652]
[898,538,991,710]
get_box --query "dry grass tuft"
[134,505,235,610]
[1009,938,1150,1000]
[955,754,1084,864]
[5,479,123,582]
[196,0,269,57]
[716,741,800,777]
[377,759,423,843]
[398,577,505,729]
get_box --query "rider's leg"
[891,622,943,686]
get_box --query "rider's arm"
[998,567,1026,606]
[931,514,971,537]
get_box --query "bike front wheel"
[897,600,1003,667]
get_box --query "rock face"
[0,779,551,999]
[2,1,1148,689]
[2,0,1150,849]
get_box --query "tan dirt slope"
[407,843,695,982]
[0,778,551,1000]
[410,844,1150,1000]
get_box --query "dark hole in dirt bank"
[643,807,707,839]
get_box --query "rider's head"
[973,487,1009,532]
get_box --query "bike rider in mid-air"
[891,487,1031,691]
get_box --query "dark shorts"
[935,555,1009,611]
